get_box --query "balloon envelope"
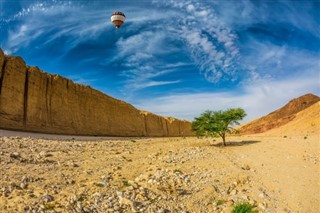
[111,11,126,28]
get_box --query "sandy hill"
[239,93,320,134]
[262,101,320,136]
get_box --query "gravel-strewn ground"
[0,133,319,213]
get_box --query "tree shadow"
[212,140,261,147]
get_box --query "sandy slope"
[263,101,320,136]
[0,130,319,212]
[239,94,320,134]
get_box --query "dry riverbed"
[0,132,319,212]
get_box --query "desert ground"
[0,130,319,213]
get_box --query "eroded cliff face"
[0,49,193,136]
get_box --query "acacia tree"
[192,108,246,146]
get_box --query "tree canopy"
[192,108,246,146]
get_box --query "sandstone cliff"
[239,93,320,134]
[0,49,193,136]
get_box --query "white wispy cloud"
[151,0,241,83]
[116,31,168,59]
[115,30,182,90]
[112,0,242,91]
[212,0,320,36]
[134,71,320,123]
[240,39,320,83]
[4,1,111,54]
[127,80,181,90]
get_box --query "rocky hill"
[239,93,320,134]
[0,49,193,136]
[263,101,320,136]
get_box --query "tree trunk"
[222,134,226,146]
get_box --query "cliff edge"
[0,49,193,136]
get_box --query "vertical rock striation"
[0,53,27,129]
[0,49,193,136]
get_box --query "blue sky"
[1,0,319,122]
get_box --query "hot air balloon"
[111,11,126,29]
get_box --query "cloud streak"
[135,71,320,122]
[115,30,183,91]
[2,1,121,55]
[152,0,241,83]
[110,0,243,91]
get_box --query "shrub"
[217,199,225,205]
[232,202,257,213]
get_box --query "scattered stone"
[119,196,133,206]
[28,192,36,198]
[95,182,108,187]
[230,189,237,195]
[241,195,249,200]
[43,194,54,203]
[71,162,79,167]
[38,151,52,158]
[258,202,266,210]
[259,192,265,199]
[10,152,20,159]
[242,165,251,170]
[20,182,28,189]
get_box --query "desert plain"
[0,128,319,213]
